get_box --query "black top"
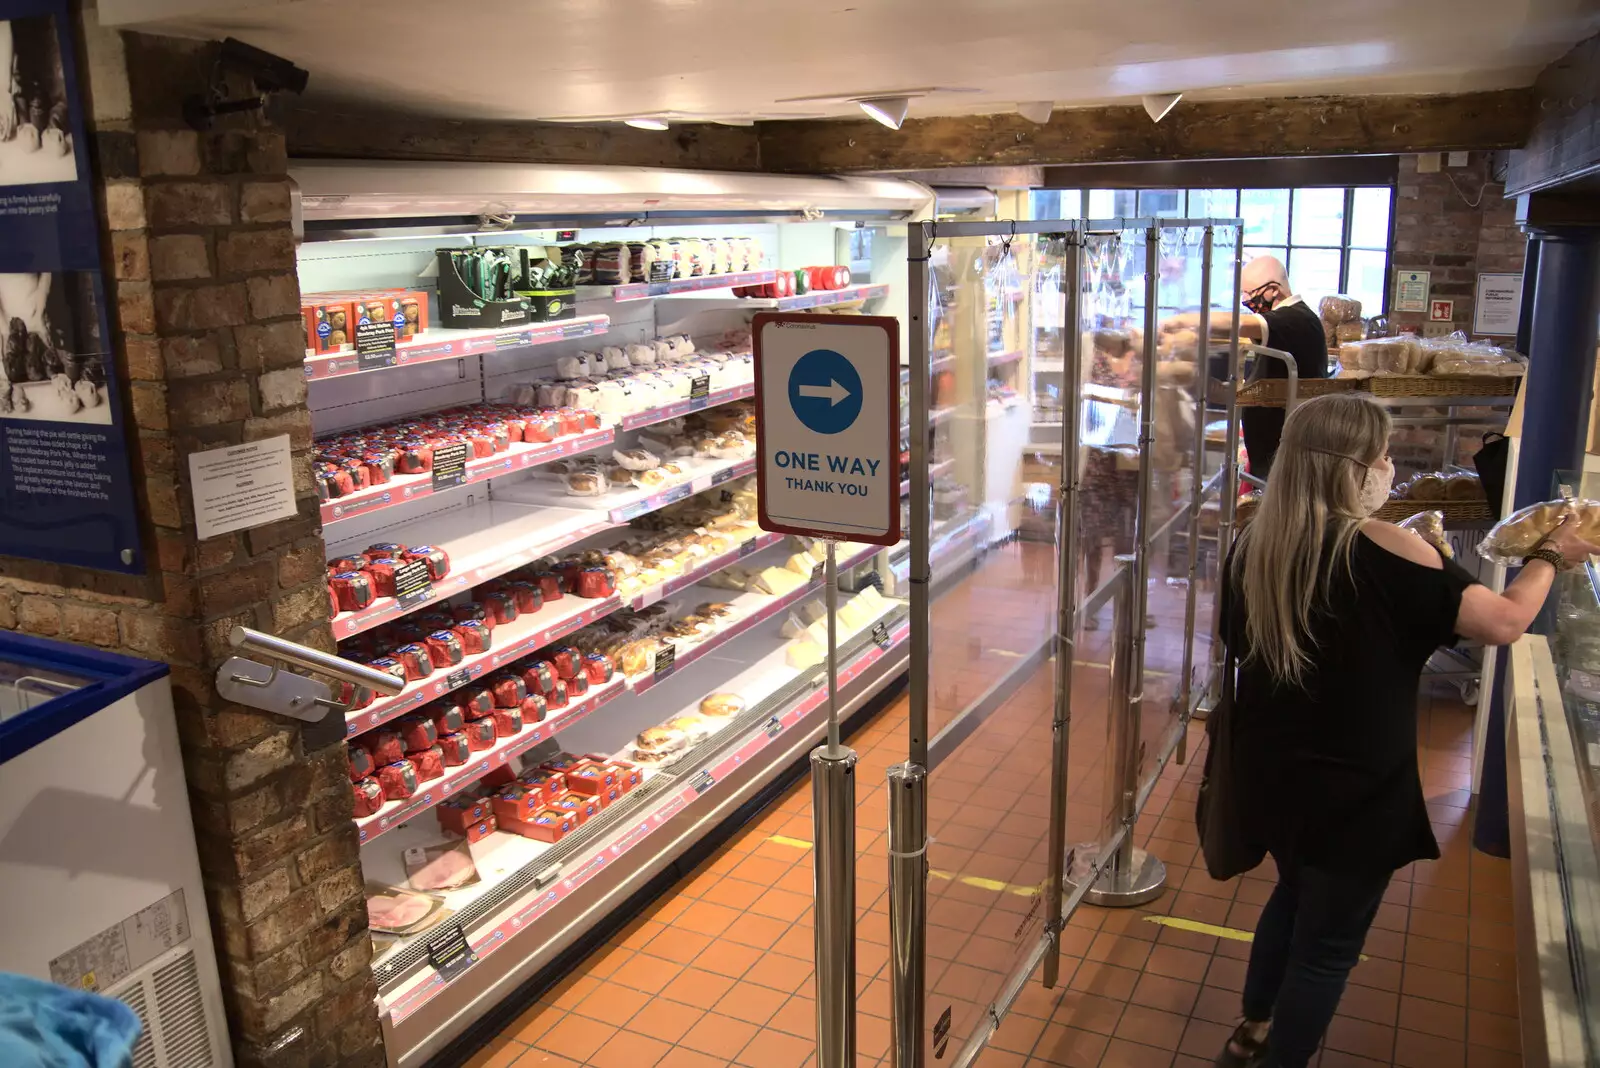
[1221,531,1479,873]
[1258,298,1330,381]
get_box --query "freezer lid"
[0,631,169,766]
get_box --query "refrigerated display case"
[286,163,938,1066]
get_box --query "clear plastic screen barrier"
[916,231,1069,1062]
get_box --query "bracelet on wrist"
[1523,546,1567,571]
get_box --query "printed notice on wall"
[1473,273,1523,336]
[188,435,298,540]
[1394,270,1431,313]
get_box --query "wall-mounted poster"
[0,0,144,572]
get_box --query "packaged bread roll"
[1319,295,1362,325]
[1477,498,1600,564]
[1397,510,1452,559]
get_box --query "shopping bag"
[1473,432,1510,521]
[1194,575,1266,880]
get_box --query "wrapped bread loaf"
[1341,336,1423,375]
[1398,511,1453,559]
[1319,295,1363,325]
[1335,321,1366,344]
[1477,499,1600,564]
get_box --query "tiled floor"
[464,541,1520,1068]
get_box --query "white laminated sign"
[753,314,900,545]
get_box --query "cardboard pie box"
[562,760,618,798]
[549,791,599,826]
[491,781,555,824]
[460,814,497,844]
[499,808,575,843]
[436,796,492,835]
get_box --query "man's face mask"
[1243,282,1279,315]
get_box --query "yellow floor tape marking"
[1143,915,1368,960]
[767,834,814,850]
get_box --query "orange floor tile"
[464,542,1519,1068]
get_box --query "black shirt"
[1221,532,1479,873]
[1241,298,1331,479]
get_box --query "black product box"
[518,288,578,322]
[435,249,530,330]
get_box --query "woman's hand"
[1539,511,1600,568]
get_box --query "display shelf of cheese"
[494,456,757,524]
[355,677,628,844]
[616,382,754,431]
[581,270,778,303]
[364,602,910,1016]
[303,316,611,381]
[320,426,615,526]
[328,502,616,640]
[657,283,891,311]
[345,593,621,738]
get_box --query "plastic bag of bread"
[1477,498,1600,564]
[1397,510,1452,559]
[1398,473,1449,501]
[1319,295,1362,326]
[1334,321,1366,344]
[1430,341,1527,378]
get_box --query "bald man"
[1164,254,1328,479]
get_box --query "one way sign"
[753,313,900,545]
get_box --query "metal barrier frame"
[890,218,1243,1068]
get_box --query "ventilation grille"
[109,947,217,1068]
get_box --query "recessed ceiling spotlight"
[856,96,910,130]
[1016,101,1054,124]
[624,118,670,130]
[1141,93,1182,123]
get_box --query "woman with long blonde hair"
[1212,393,1596,1068]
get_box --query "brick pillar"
[0,16,385,1067]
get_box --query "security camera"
[184,37,309,131]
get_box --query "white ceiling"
[98,0,1600,124]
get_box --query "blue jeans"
[1241,855,1391,1068]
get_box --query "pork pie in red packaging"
[467,432,494,459]
[520,660,555,696]
[365,543,405,562]
[427,703,464,736]
[366,657,408,691]
[424,629,464,668]
[605,760,644,792]
[376,760,418,800]
[396,441,432,475]
[533,571,564,601]
[436,795,491,834]
[487,672,526,708]
[499,809,574,843]
[453,619,492,655]
[347,744,375,782]
[393,643,434,682]
[583,653,614,684]
[551,560,584,591]
[365,557,402,598]
[337,679,374,711]
[328,555,367,575]
[540,752,582,775]
[556,408,583,436]
[327,583,338,620]
[507,581,542,614]
[352,778,384,817]
[566,672,589,698]
[520,413,556,444]
[396,714,438,754]
[437,731,470,766]
[363,728,404,766]
[518,769,565,799]
[575,567,615,599]
[362,452,394,485]
[453,601,490,628]
[465,719,497,751]
[459,688,495,719]
[519,692,548,723]
[330,571,374,613]
[546,679,569,709]
[403,545,451,582]
[491,782,547,824]
[492,706,523,738]
[549,791,598,825]
[563,760,618,798]
[408,745,445,782]
[480,590,518,627]
[548,646,580,680]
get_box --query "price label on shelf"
[689,770,716,795]
[445,668,470,690]
[764,716,783,738]
[871,620,891,650]
[424,922,478,982]
[355,320,398,371]
[393,561,434,611]
[711,465,739,487]
[689,374,711,406]
[431,443,469,491]
[653,641,677,680]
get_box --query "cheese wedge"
[780,612,808,639]
[754,567,804,596]
[784,551,818,576]
[786,638,824,669]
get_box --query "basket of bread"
[1374,471,1491,527]
[1336,333,1525,397]
[1477,499,1600,565]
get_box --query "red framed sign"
[752,313,901,546]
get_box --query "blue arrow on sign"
[787,348,863,435]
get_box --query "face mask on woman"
[1359,456,1394,514]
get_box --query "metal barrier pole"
[887,762,927,1068]
[1176,227,1214,764]
[1209,237,1245,706]
[814,539,856,1068]
[1043,232,1083,989]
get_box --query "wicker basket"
[1235,377,1363,407]
[1365,375,1520,398]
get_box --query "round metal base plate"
[1067,847,1168,908]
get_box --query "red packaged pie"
[550,646,581,680]
[546,679,569,709]
[519,769,566,799]
[365,557,402,598]
[396,441,432,474]
[487,673,526,708]
[393,643,434,682]
[330,571,374,613]
[465,719,497,751]
[404,545,451,583]
[605,760,644,793]
[520,661,556,696]
[459,688,495,719]
[498,809,574,843]
[507,581,542,615]
[453,620,492,655]
[363,728,403,767]
[437,796,491,833]
[453,601,490,629]
[556,408,583,436]
[328,583,338,620]
[519,692,548,723]
[437,732,470,766]
[376,760,418,800]
[481,590,518,627]
[563,760,618,797]
[409,745,445,782]
[521,414,556,444]
[540,752,582,775]
[428,703,464,736]
[365,543,405,562]
[492,706,523,737]
[396,714,438,754]
[424,630,464,668]
[533,572,564,601]
[549,791,598,825]
[327,555,367,575]
[460,814,497,843]
[583,653,614,684]
[566,672,589,698]
[347,744,375,782]
[352,778,384,818]
[575,567,615,599]
[552,560,585,591]
[362,452,394,485]
[491,782,547,824]
[365,657,407,690]
[337,680,374,711]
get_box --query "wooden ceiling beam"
[755,90,1535,174]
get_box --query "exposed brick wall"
[0,16,382,1068]
[1389,153,1526,338]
